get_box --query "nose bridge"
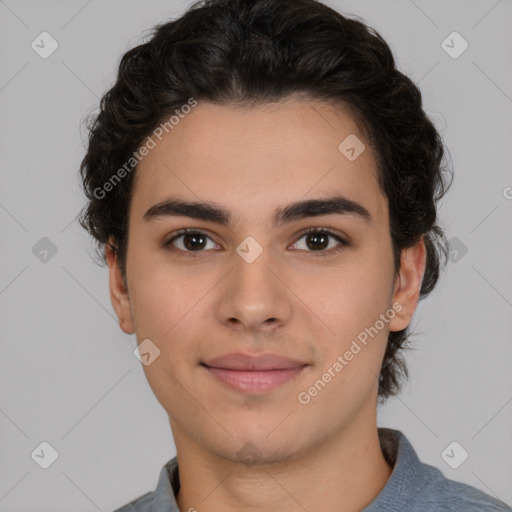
[216,240,292,331]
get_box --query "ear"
[105,238,135,334]
[388,236,427,332]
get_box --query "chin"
[209,430,306,467]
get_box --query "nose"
[215,246,293,334]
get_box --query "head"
[78,0,451,463]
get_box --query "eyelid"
[296,226,348,243]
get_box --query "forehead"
[131,98,387,226]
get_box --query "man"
[78,0,511,510]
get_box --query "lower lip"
[203,365,307,393]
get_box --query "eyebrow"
[143,195,372,227]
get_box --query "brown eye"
[292,228,348,255]
[305,231,329,250]
[165,229,219,255]
[181,232,207,251]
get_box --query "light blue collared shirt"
[113,428,512,511]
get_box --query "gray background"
[1,0,511,510]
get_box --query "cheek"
[128,264,213,386]
[128,266,194,342]
[132,277,200,400]
[295,259,393,401]
[298,260,393,338]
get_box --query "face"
[107,98,425,465]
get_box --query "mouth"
[200,352,309,394]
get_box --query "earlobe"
[389,236,427,332]
[105,239,135,334]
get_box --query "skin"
[106,97,426,512]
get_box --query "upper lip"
[202,352,308,371]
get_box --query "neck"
[173,416,392,512]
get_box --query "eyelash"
[163,227,349,258]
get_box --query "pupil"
[307,232,328,250]
[184,233,206,251]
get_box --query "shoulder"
[414,459,511,511]
[112,491,154,512]
[372,429,512,512]
[111,456,180,512]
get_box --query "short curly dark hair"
[78,0,453,400]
